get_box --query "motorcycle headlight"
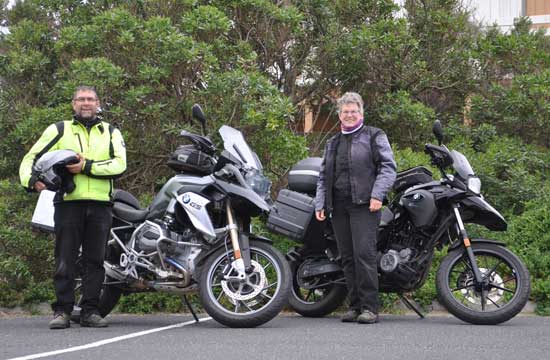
[467,176,481,194]
[245,170,272,198]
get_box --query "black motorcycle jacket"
[314,125,397,212]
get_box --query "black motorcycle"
[267,121,530,325]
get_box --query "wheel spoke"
[263,282,277,290]
[487,296,501,308]
[241,301,254,312]
[260,292,272,300]
[484,260,502,279]
[450,270,466,275]
[500,276,517,285]
[451,284,474,292]
[304,290,313,301]
[216,290,225,302]
[481,290,487,311]
[490,284,515,293]
[460,258,473,271]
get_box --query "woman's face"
[338,103,362,128]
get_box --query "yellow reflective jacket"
[19,119,127,202]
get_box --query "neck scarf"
[341,118,364,134]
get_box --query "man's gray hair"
[337,92,364,115]
[73,85,98,100]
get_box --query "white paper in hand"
[31,190,56,232]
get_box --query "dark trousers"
[331,198,380,313]
[52,201,112,315]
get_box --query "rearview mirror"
[192,104,206,135]
[192,104,206,125]
[433,120,443,145]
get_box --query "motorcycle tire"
[436,242,530,325]
[288,260,348,317]
[198,240,291,328]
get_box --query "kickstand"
[398,294,425,319]
[181,295,199,323]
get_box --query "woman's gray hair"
[337,92,364,115]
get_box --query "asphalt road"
[2,313,549,360]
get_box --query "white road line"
[6,316,212,360]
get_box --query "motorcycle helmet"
[32,149,80,193]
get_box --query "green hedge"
[2,135,550,314]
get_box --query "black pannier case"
[393,166,433,193]
[287,157,322,195]
[267,189,316,242]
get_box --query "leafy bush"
[500,188,550,315]
[0,180,55,307]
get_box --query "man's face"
[338,103,362,128]
[72,90,100,119]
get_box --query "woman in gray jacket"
[315,92,396,324]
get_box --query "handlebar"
[425,143,453,168]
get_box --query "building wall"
[461,0,550,32]
[526,0,550,16]
[394,1,550,31]
[470,0,524,30]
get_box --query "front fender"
[449,238,506,251]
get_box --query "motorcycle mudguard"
[449,238,506,251]
[298,257,341,279]
[459,196,507,231]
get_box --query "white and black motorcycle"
[69,105,291,328]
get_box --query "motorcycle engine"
[378,247,418,286]
[134,220,173,252]
[379,248,412,273]
[133,220,202,275]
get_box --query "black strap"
[108,123,115,158]
[35,121,64,161]
[28,121,65,190]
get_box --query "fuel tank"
[399,189,437,227]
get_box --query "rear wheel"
[436,243,530,325]
[72,246,123,322]
[288,259,347,317]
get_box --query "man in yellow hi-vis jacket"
[19,86,126,329]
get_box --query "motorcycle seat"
[113,202,149,223]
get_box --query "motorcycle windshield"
[450,150,475,179]
[219,125,262,170]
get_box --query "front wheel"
[198,240,291,328]
[436,243,530,325]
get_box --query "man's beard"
[74,112,98,126]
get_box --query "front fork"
[452,205,485,287]
[225,199,252,280]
